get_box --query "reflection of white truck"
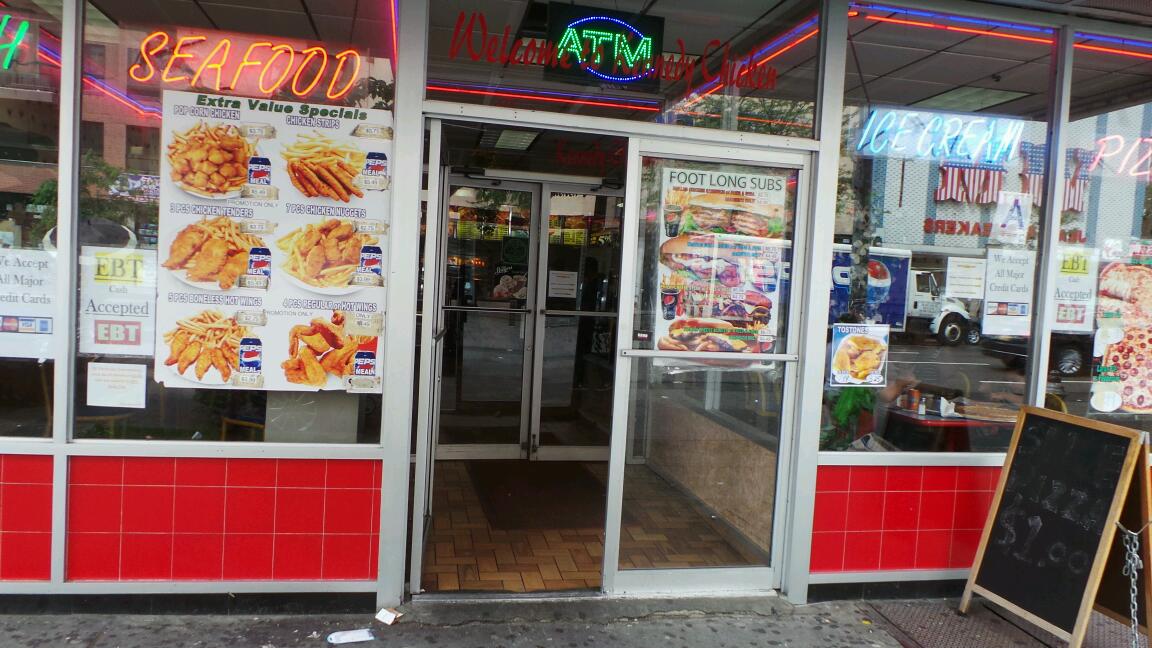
[908,269,981,345]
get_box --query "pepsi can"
[247,157,272,185]
[358,245,383,276]
[363,152,388,177]
[353,350,376,376]
[247,247,272,277]
[237,338,262,373]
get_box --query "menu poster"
[982,248,1036,336]
[654,168,789,355]
[828,323,889,387]
[0,248,54,360]
[1052,245,1098,333]
[79,247,157,356]
[153,90,392,393]
[1090,241,1152,413]
[945,257,986,300]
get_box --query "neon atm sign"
[548,14,657,82]
[129,31,362,100]
[854,108,1025,164]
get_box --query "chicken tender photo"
[167,122,253,197]
[281,132,367,203]
[163,310,250,383]
[162,216,267,290]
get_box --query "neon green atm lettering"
[556,27,585,63]
[614,33,652,68]
[580,29,614,65]
[0,15,29,70]
[555,26,654,69]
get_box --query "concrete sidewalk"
[0,596,901,648]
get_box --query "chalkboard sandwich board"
[959,406,1144,648]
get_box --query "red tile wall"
[810,465,999,573]
[67,457,381,581]
[0,454,53,580]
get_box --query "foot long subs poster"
[655,167,791,356]
[153,90,393,392]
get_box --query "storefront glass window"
[821,5,1055,452]
[0,2,60,438]
[72,0,396,442]
[1049,34,1152,430]
[426,1,819,138]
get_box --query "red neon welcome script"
[130,29,363,100]
[446,11,777,98]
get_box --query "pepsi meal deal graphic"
[828,245,911,331]
[654,167,791,357]
[153,90,392,392]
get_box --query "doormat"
[468,460,608,531]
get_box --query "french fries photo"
[281,132,366,203]
[163,310,250,383]
[167,122,253,197]
[282,310,374,386]
[162,216,267,290]
[276,218,378,288]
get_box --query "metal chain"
[1118,521,1150,648]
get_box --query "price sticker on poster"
[828,323,889,387]
[653,167,791,357]
[153,90,392,393]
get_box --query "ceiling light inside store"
[479,129,540,150]
[914,87,1028,112]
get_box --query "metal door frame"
[601,137,812,595]
[434,175,542,461]
[530,183,624,462]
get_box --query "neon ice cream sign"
[854,108,1025,164]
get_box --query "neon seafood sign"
[129,30,362,100]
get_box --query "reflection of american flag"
[1020,141,1047,207]
[1064,148,1093,213]
[935,162,1004,204]
[1017,142,1093,212]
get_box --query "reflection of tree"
[677,95,814,138]
[837,105,878,319]
[27,152,156,245]
[342,77,395,111]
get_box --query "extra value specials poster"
[654,167,790,355]
[153,90,393,393]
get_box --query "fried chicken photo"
[282,311,375,387]
[168,122,252,197]
[162,311,250,384]
[162,216,267,290]
[277,219,378,288]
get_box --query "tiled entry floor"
[420,461,768,593]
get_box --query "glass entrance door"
[531,191,624,461]
[435,181,623,461]
[602,140,811,594]
[437,180,539,459]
